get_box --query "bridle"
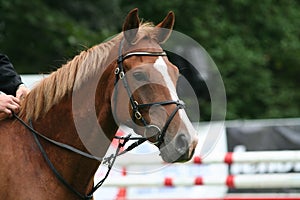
[114,39,185,147]
[13,38,185,199]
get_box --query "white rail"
[103,173,300,189]
[115,150,300,165]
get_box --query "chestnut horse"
[0,9,198,199]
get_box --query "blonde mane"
[20,23,156,121]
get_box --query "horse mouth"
[159,140,196,163]
[173,148,195,163]
[160,147,195,163]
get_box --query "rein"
[13,39,185,199]
[13,113,142,199]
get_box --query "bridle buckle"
[119,71,125,79]
[134,111,142,120]
[114,68,120,75]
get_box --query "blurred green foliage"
[0,0,299,120]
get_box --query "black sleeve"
[0,53,23,95]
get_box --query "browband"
[122,51,167,60]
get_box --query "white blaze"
[153,57,195,134]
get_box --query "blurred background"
[2,1,300,199]
[1,0,299,120]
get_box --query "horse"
[0,8,198,199]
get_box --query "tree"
[0,0,113,73]
[1,0,299,120]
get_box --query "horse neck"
[31,68,118,195]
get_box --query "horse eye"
[133,71,148,81]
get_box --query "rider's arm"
[0,53,23,96]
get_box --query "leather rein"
[13,39,185,199]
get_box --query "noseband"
[114,39,185,147]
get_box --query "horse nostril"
[175,134,189,155]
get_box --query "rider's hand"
[0,92,20,119]
[16,84,30,100]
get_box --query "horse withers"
[0,8,198,199]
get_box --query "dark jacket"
[0,53,23,95]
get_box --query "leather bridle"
[13,38,185,199]
[114,39,185,147]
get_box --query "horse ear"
[123,8,140,44]
[155,11,175,44]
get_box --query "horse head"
[112,9,198,163]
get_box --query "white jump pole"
[197,150,300,164]
[103,173,300,189]
[115,150,300,166]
